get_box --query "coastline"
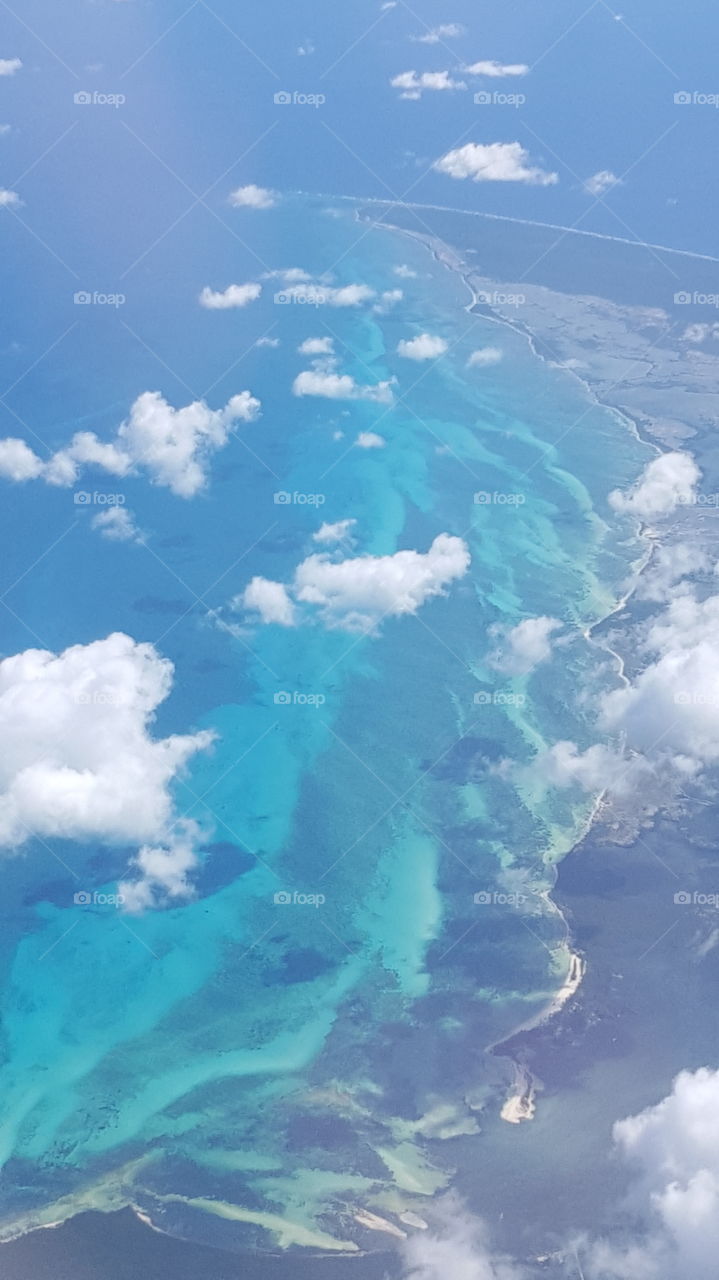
[356,200,698,1127]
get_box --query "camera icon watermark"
[273,490,325,506]
[274,690,326,708]
[674,90,719,107]
[474,491,526,506]
[74,491,126,506]
[74,889,125,907]
[674,890,719,906]
[473,690,526,707]
[476,289,526,308]
[273,890,326,907]
[673,290,719,308]
[273,289,327,307]
[474,90,526,108]
[474,890,527,906]
[74,90,126,108]
[273,90,326,108]
[74,290,126,308]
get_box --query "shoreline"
[358,203,681,1125]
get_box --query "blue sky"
[1,0,717,276]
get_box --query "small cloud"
[490,616,563,675]
[391,70,466,99]
[293,370,395,403]
[467,346,502,367]
[297,41,315,56]
[397,333,448,360]
[199,283,262,310]
[0,124,11,137]
[609,451,700,521]
[434,141,558,186]
[584,168,622,196]
[0,58,22,77]
[255,336,280,348]
[313,519,356,545]
[0,189,21,207]
[464,59,528,77]
[298,336,334,355]
[91,507,143,543]
[354,431,386,449]
[411,24,465,44]
[374,288,403,313]
[394,264,418,279]
[229,184,277,209]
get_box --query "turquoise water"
[0,197,650,1249]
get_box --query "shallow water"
[0,196,652,1251]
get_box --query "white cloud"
[279,282,376,308]
[0,189,20,207]
[120,828,200,914]
[238,533,470,633]
[434,141,558,185]
[582,1069,719,1280]
[489,616,562,675]
[637,542,711,604]
[241,576,296,627]
[255,336,280,348]
[298,336,334,355]
[609,452,700,521]
[91,506,143,543]
[467,347,503,367]
[584,169,622,196]
[0,58,22,76]
[313,518,357,545]
[0,391,260,499]
[397,332,448,361]
[355,431,386,449]
[0,633,212,858]
[199,282,262,309]
[265,267,313,283]
[464,60,529,77]
[374,288,403,313]
[293,369,395,403]
[411,24,465,44]
[394,264,418,278]
[228,184,277,209]
[391,70,466,99]
[0,438,44,481]
[401,1196,525,1280]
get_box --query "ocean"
[0,195,652,1258]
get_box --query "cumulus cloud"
[467,346,503,367]
[91,506,143,543]
[199,282,262,309]
[581,1069,719,1280]
[411,24,465,44]
[637,542,712,604]
[394,264,418,279]
[293,369,395,403]
[237,533,470,632]
[391,70,466,99]
[489,616,563,675]
[241,576,296,627]
[0,58,21,76]
[464,60,529,77]
[0,633,212,861]
[0,188,20,207]
[584,169,622,196]
[279,282,376,307]
[0,437,44,481]
[298,336,334,355]
[434,141,558,185]
[0,391,260,499]
[609,452,700,521]
[228,184,277,209]
[313,518,357,545]
[401,1196,525,1279]
[397,333,448,360]
[255,336,280,348]
[355,431,386,449]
